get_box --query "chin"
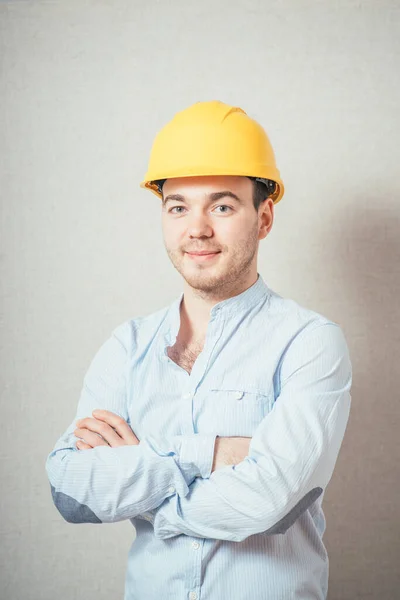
[183,267,228,289]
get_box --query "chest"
[166,339,204,375]
[128,321,279,440]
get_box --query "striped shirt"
[45,273,352,600]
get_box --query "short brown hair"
[155,177,276,211]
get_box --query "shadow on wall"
[322,191,400,600]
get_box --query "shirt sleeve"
[45,321,217,524]
[151,322,353,542]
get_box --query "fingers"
[76,440,92,450]
[75,410,139,448]
[74,424,112,447]
[90,410,139,445]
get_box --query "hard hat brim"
[140,174,284,205]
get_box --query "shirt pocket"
[195,387,272,437]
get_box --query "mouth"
[185,251,221,262]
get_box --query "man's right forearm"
[46,429,217,524]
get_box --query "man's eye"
[214,205,232,213]
[168,205,233,214]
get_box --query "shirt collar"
[163,272,271,345]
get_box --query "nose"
[187,211,213,238]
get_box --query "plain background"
[1,1,399,599]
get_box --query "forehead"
[162,175,253,198]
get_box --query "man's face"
[161,175,273,294]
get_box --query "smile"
[186,252,221,262]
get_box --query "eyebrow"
[162,190,244,207]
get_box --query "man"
[46,100,352,600]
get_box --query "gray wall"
[1,1,399,598]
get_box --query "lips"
[186,251,220,255]
[186,250,221,263]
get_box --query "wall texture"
[1,1,399,599]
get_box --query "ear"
[258,198,274,240]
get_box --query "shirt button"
[168,486,175,494]
[191,541,200,549]
[182,392,192,399]
[189,592,197,600]
[235,391,244,400]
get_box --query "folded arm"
[150,322,352,542]
[45,322,217,524]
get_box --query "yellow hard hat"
[140,100,285,204]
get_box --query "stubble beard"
[165,225,259,297]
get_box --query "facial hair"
[164,219,260,298]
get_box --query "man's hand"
[211,436,251,473]
[74,411,250,474]
[74,410,140,449]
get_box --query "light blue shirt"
[46,273,352,600]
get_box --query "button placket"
[181,310,224,437]
[187,537,203,597]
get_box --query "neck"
[179,270,259,339]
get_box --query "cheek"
[161,221,179,243]
[222,222,255,247]
[162,228,186,253]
